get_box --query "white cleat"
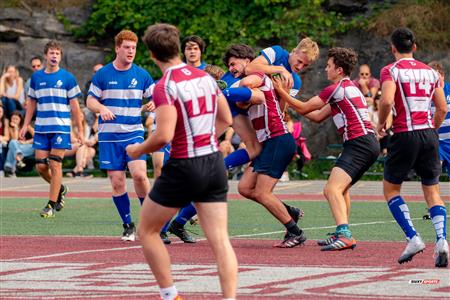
[434,238,449,268]
[398,235,425,264]
[121,223,136,242]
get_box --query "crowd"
[2,24,449,300]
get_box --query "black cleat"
[168,220,196,243]
[122,223,136,241]
[274,231,307,248]
[55,185,68,212]
[160,232,171,245]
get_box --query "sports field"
[1,177,449,299]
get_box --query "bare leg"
[128,159,151,197]
[35,150,51,183]
[48,149,65,202]
[323,167,352,225]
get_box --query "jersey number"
[183,77,215,116]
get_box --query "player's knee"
[132,171,148,184]
[238,184,253,199]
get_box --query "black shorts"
[384,129,441,185]
[149,152,228,208]
[335,134,380,185]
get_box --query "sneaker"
[321,235,356,251]
[160,232,171,244]
[398,235,426,264]
[122,223,136,242]
[317,232,338,246]
[55,185,68,212]
[434,238,449,268]
[274,231,307,248]
[168,220,196,243]
[16,159,26,169]
[40,204,55,218]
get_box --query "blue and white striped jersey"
[260,45,302,97]
[88,63,154,143]
[437,82,450,140]
[28,68,81,134]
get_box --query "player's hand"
[142,101,155,112]
[376,123,387,139]
[76,131,85,146]
[280,69,293,90]
[126,143,141,159]
[272,75,289,93]
[99,106,115,121]
[19,126,28,141]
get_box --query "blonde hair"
[115,30,138,47]
[204,65,225,80]
[294,37,319,62]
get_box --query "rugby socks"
[175,203,197,226]
[336,224,352,239]
[429,205,447,241]
[160,286,178,300]
[112,193,132,224]
[387,195,417,239]
[47,200,56,208]
[223,87,252,103]
[283,203,296,218]
[224,148,250,169]
[284,220,302,236]
[138,197,145,206]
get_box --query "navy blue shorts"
[253,133,296,179]
[335,134,380,185]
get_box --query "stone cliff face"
[1,2,448,157]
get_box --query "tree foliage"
[76,0,357,77]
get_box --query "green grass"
[1,197,445,243]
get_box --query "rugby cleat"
[55,184,68,212]
[168,220,196,243]
[398,235,425,264]
[320,235,356,251]
[160,232,171,245]
[434,238,449,268]
[40,204,55,218]
[317,232,338,246]
[290,206,304,224]
[122,223,136,242]
[274,231,307,248]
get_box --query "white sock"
[160,286,178,300]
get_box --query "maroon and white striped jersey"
[152,63,221,158]
[380,58,440,133]
[248,73,289,142]
[319,78,374,141]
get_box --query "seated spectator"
[0,104,10,175]
[3,114,34,177]
[353,64,380,102]
[7,111,23,141]
[0,65,24,118]
[64,111,96,177]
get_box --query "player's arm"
[19,99,36,140]
[377,80,396,136]
[86,95,115,121]
[215,94,233,137]
[304,104,332,123]
[70,98,84,144]
[245,55,292,89]
[431,86,448,129]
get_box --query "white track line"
[2,216,446,262]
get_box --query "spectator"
[23,56,43,111]
[181,35,207,69]
[83,63,103,131]
[0,104,10,175]
[353,64,380,103]
[4,113,34,177]
[0,65,24,118]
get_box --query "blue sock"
[161,220,171,233]
[388,196,417,239]
[224,148,250,169]
[429,205,447,241]
[175,203,197,226]
[336,224,352,238]
[138,197,145,206]
[223,87,252,103]
[112,193,132,224]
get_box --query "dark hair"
[391,27,415,54]
[44,40,63,55]
[10,110,24,127]
[142,23,180,63]
[222,44,255,67]
[181,35,206,54]
[327,47,358,76]
[30,56,42,63]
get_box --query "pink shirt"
[153,63,221,158]
[319,78,374,141]
[380,58,440,133]
[352,77,380,95]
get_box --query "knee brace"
[48,155,63,163]
[35,158,49,166]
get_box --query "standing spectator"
[23,56,43,104]
[377,27,448,267]
[83,64,103,132]
[0,104,9,175]
[87,30,154,241]
[127,23,236,300]
[0,65,24,118]
[181,35,207,70]
[20,40,83,218]
[428,61,450,178]
[353,64,380,102]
